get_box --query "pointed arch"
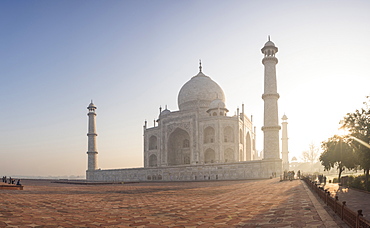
[168,128,190,166]
[183,139,189,148]
[245,132,252,161]
[204,126,215,144]
[204,148,215,163]
[224,148,234,162]
[224,126,234,142]
[149,135,157,150]
[149,154,158,167]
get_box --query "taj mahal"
[86,38,289,182]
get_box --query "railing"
[303,177,370,228]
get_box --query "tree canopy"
[340,96,370,189]
[320,135,357,181]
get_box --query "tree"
[301,143,319,170]
[320,135,357,181]
[301,151,309,163]
[341,96,370,190]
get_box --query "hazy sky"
[1,1,369,177]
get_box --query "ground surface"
[324,182,370,219]
[0,179,346,227]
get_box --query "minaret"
[87,101,98,171]
[281,114,289,170]
[261,37,281,160]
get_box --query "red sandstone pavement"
[0,179,347,227]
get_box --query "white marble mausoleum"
[86,39,283,182]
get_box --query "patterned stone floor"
[0,179,346,227]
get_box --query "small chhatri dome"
[178,62,225,111]
[207,98,228,115]
[209,99,226,109]
[282,114,288,120]
[87,100,97,110]
[264,40,275,47]
[261,36,278,56]
[159,108,171,117]
[264,35,275,47]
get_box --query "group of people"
[282,170,301,181]
[2,176,21,185]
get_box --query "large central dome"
[178,70,225,111]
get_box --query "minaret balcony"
[262,93,280,100]
[262,57,278,64]
[261,125,281,131]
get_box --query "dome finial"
[268,35,270,41]
[199,59,202,72]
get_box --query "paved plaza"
[0,178,347,227]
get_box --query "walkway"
[0,179,346,227]
[324,183,370,219]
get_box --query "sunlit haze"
[1,1,369,177]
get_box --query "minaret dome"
[261,36,278,58]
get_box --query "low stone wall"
[0,184,23,190]
[86,159,282,182]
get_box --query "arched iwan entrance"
[167,128,190,166]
